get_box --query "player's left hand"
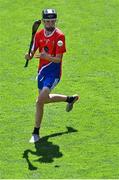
[34,52,50,60]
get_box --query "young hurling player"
[25,9,79,143]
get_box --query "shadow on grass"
[23,126,78,170]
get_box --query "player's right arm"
[25,32,39,60]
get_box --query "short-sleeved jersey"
[32,28,66,78]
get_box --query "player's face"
[43,19,56,31]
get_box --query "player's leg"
[29,75,79,143]
[45,94,78,103]
[46,94,67,102]
[43,77,67,102]
[45,94,79,112]
[42,77,79,110]
[29,87,50,143]
[35,87,50,128]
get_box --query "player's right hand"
[25,53,33,60]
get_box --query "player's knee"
[36,87,50,105]
[36,94,48,105]
[36,97,44,106]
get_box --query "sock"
[32,127,40,135]
[66,96,75,103]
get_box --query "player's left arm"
[34,52,63,63]
[34,34,66,63]
[47,53,63,63]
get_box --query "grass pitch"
[0,0,119,178]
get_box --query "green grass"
[0,0,119,178]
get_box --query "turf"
[0,0,119,179]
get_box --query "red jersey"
[32,28,66,77]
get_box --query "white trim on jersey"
[38,62,53,75]
[44,28,56,37]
